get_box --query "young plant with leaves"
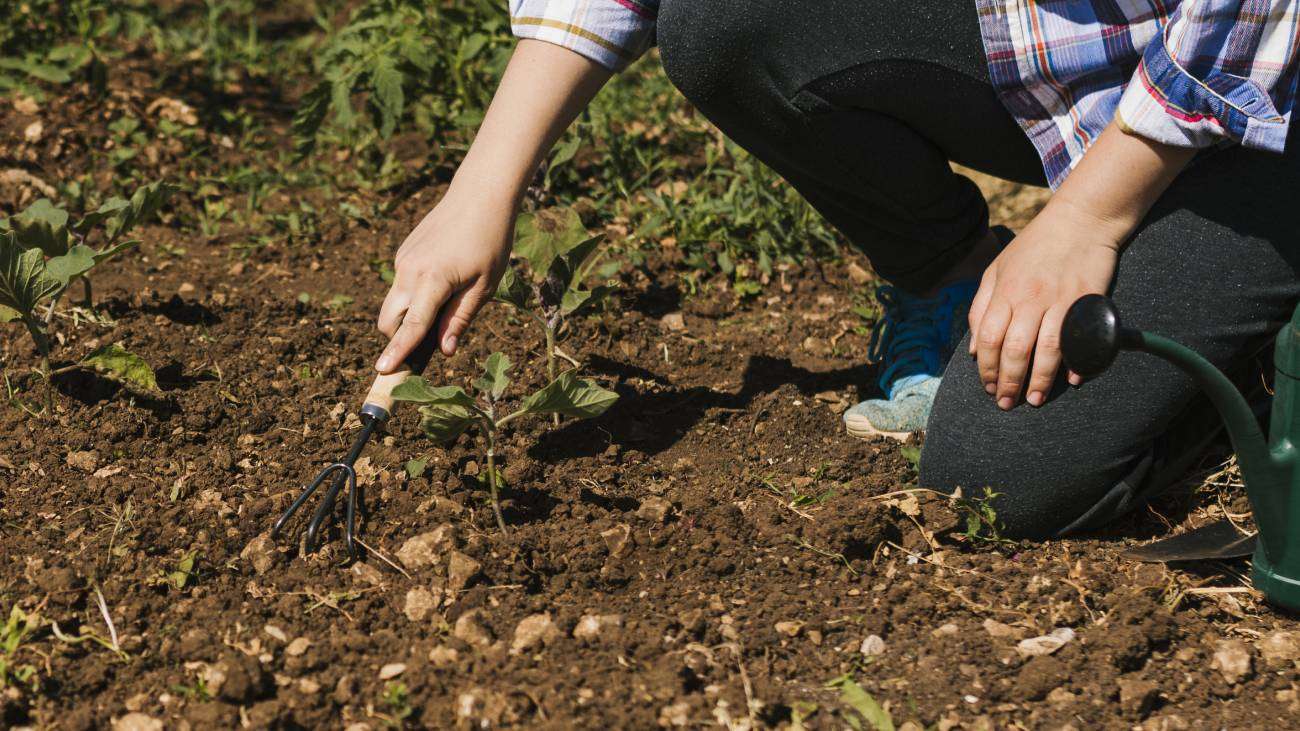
[0,181,172,409]
[494,208,618,406]
[392,352,617,532]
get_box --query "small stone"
[1016,628,1075,658]
[1046,687,1075,705]
[446,551,482,592]
[573,614,624,642]
[807,629,823,646]
[659,701,691,726]
[860,634,886,657]
[1211,639,1253,684]
[453,609,494,646]
[333,675,357,705]
[66,450,99,472]
[1118,677,1159,715]
[112,712,164,731]
[774,621,803,637]
[404,587,437,622]
[1260,631,1300,667]
[1136,715,1190,731]
[982,619,1023,640]
[13,95,38,114]
[600,524,632,557]
[511,613,560,655]
[661,312,686,332]
[297,677,322,694]
[177,282,196,296]
[240,533,278,575]
[932,623,959,637]
[802,336,829,355]
[378,663,405,680]
[264,625,288,643]
[24,120,43,143]
[350,561,385,586]
[847,261,872,285]
[428,645,460,668]
[395,525,455,570]
[285,638,311,657]
[636,496,672,523]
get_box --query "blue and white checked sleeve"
[509,0,659,72]
[1117,0,1300,152]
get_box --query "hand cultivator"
[1063,295,1300,611]
[271,338,439,560]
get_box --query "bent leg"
[920,137,1300,538]
[655,0,1044,292]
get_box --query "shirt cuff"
[510,0,657,72]
[1116,23,1290,153]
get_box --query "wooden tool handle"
[361,333,441,417]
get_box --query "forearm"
[452,39,613,205]
[1043,121,1197,249]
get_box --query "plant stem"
[23,316,53,414]
[484,435,508,534]
[543,324,558,426]
[81,277,93,309]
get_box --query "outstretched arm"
[375,39,612,374]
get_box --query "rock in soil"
[573,614,624,642]
[860,634,886,657]
[395,525,456,570]
[240,533,278,575]
[510,613,560,655]
[404,587,438,622]
[1212,639,1253,684]
[446,551,482,592]
[1259,630,1300,667]
[1117,676,1160,716]
[453,609,495,647]
[112,713,163,731]
[1016,628,1075,658]
[636,496,672,523]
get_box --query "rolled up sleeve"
[509,0,658,72]
[1116,0,1300,153]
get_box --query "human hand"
[966,204,1121,409]
[374,188,514,374]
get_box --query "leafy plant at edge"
[0,181,172,410]
[493,207,618,423]
[392,352,618,533]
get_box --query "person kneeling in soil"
[372,1,1300,538]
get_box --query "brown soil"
[1,37,1295,731]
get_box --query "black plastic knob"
[1062,294,1127,378]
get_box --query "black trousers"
[656,0,1300,537]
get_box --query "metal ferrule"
[360,403,391,424]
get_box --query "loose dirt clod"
[1016,628,1075,658]
[636,496,672,522]
[573,614,624,642]
[404,587,438,622]
[66,450,99,472]
[600,524,632,557]
[510,613,560,655]
[1211,639,1253,684]
[446,551,481,592]
[240,533,278,575]
[1259,630,1300,667]
[395,525,455,570]
[453,610,495,646]
[1117,677,1159,715]
[112,713,164,731]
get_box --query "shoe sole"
[843,413,915,442]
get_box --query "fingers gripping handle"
[362,332,441,420]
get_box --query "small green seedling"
[378,681,414,727]
[826,674,894,731]
[954,487,1011,547]
[0,606,37,690]
[495,208,618,420]
[0,182,171,410]
[393,351,617,532]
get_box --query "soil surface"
[2,33,1296,731]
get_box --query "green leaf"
[473,352,511,401]
[827,676,893,731]
[404,458,427,479]
[371,56,404,138]
[0,230,60,318]
[390,377,480,410]
[560,283,616,317]
[0,305,21,322]
[44,244,96,288]
[549,133,582,172]
[106,181,174,243]
[492,267,530,309]
[169,552,196,590]
[513,208,591,280]
[80,344,158,393]
[291,82,331,159]
[12,199,69,257]
[520,370,618,419]
[415,402,479,444]
[73,196,129,234]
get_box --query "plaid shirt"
[510,1,1300,188]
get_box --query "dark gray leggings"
[655,0,1300,537]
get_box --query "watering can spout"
[1062,296,1300,609]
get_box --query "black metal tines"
[271,414,378,561]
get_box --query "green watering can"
[1061,294,1300,612]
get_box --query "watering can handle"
[1060,294,1144,379]
[361,332,441,419]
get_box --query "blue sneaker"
[843,279,979,440]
